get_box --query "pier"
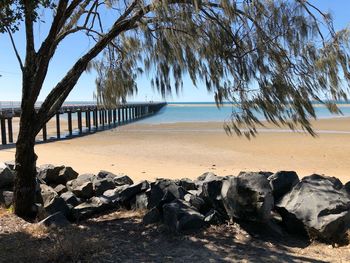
[0,102,166,145]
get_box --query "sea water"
[138,102,350,124]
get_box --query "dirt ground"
[0,208,349,263]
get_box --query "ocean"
[138,102,350,124]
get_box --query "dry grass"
[1,207,350,262]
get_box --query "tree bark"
[13,79,39,220]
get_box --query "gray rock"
[276,174,350,243]
[148,179,187,209]
[4,160,16,171]
[143,207,161,225]
[196,172,218,182]
[38,164,78,186]
[345,181,350,194]
[0,190,13,208]
[221,172,274,222]
[133,191,150,210]
[40,184,58,204]
[54,184,67,195]
[39,212,70,228]
[0,167,15,188]
[97,170,133,186]
[60,191,81,207]
[102,185,129,202]
[72,181,94,199]
[178,178,197,191]
[199,176,227,216]
[163,200,205,232]
[72,196,113,220]
[268,171,299,202]
[93,178,115,196]
[204,209,225,225]
[184,193,207,214]
[119,181,149,206]
[40,191,70,220]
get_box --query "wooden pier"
[0,102,166,145]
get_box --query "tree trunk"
[13,109,38,220]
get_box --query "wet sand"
[1,117,350,183]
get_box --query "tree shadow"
[0,214,334,263]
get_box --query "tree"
[0,0,349,219]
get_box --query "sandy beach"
[1,117,350,183]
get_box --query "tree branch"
[5,26,24,71]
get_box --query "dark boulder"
[199,176,227,216]
[204,209,225,225]
[67,174,95,199]
[97,170,133,186]
[4,160,15,171]
[148,179,187,209]
[72,196,113,221]
[93,178,115,196]
[184,193,208,214]
[60,191,82,208]
[39,212,70,228]
[38,164,78,186]
[0,167,15,188]
[221,172,274,222]
[102,185,129,203]
[119,181,149,207]
[39,185,70,219]
[163,199,205,232]
[344,181,350,194]
[276,174,350,243]
[54,184,67,195]
[133,191,150,210]
[71,182,94,199]
[0,190,13,208]
[178,178,197,191]
[143,207,162,225]
[268,171,299,202]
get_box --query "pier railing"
[0,102,166,145]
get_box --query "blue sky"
[0,1,349,103]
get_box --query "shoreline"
[1,117,350,183]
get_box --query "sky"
[0,1,349,103]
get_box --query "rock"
[0,167,15,188]
[102,185,129,202]
[178,178,197,191]
[60,191,81,207]
[344,181,350,194]
[39,184,58,204]
[199,176,227,216]
[143,207,162,225]
[196,172,218,182]
[4,160,15,171]
[204,209,225,225]
[40,194,70,220]
[38,164,78,186]
[93,178,115,196]
[67,174,96,199]
[184,194,207,214]
[119,181,149,206]
[0,190,13,208]
[221,172,274,222]
[54,184,67,195]
[97,170,133,186]
[72,181,94,199]
[148,179,187,209]
[268,171,299,202]
[72,196,113,220]
[163,200,205,232]
[276,174,350,243]
[39,212,70,228]
[133,191,150,210]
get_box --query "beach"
[1,117,350,183]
